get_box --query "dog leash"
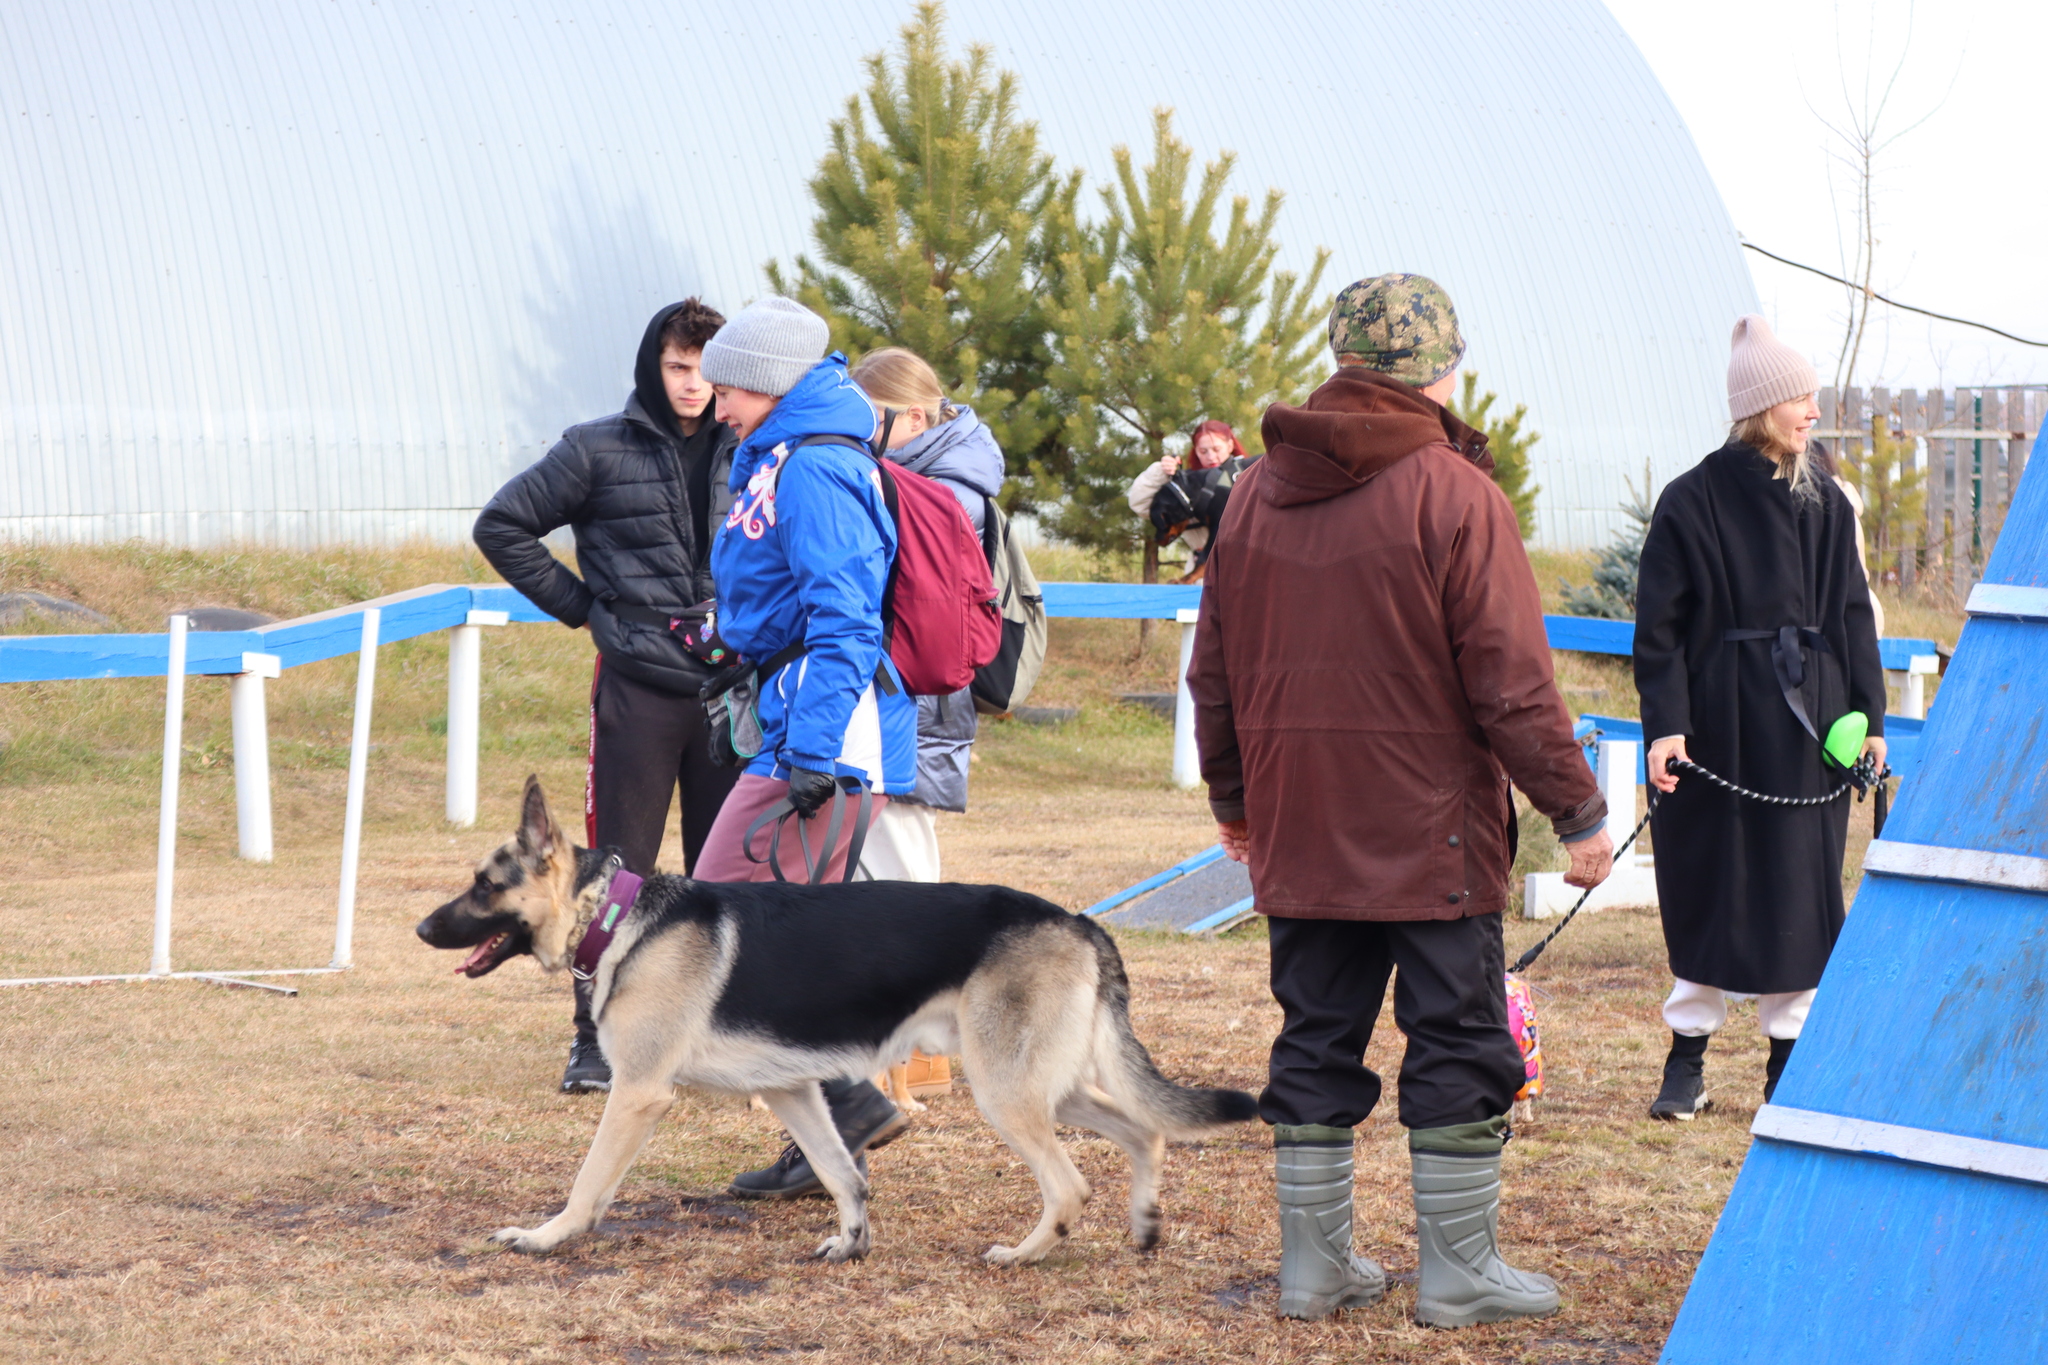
[1513,750,1892,973]
[741,779,875,885]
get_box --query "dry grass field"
[0,544,1949,1363]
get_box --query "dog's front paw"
[983,1243,1028,1268]
[812,1228,871,1264]
[490,1225,555,1254]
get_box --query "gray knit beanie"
[1727,314,1819,420]
[700,297,830,397]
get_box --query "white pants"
[859,800,942,882]
[1663,978,1815,1041]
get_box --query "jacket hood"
[886,406,1005,499]
[728,354,880,487]
[1257,368,1490,508]
[631,302,696,447]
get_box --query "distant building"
[2,0,1757,550]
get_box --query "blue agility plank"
[468,583,557,624]
[1544,614,1634,654]
[1660,431,2048,1363]
[1083,844,1225,917]
[1877,636,1939,670]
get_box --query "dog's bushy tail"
[1080,923,1259,1137]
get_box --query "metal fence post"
[332,608,381,970]
[446,609,508,828]
[231,652,281,861]
[1172,606,1202,790]
[151,615,190,976]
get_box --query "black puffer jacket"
[475,308,737,696]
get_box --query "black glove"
[786,767,839,819]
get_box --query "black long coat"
[1633,443,1885,994]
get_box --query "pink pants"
[693,772,889,883]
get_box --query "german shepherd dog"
[416,777,1257,1265]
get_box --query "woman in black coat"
[1633,315,1886,1119]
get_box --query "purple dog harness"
[570,857,644,983]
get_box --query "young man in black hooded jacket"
[475,299,743,1093]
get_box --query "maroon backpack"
[799,436,1002,695]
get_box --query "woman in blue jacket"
[690,297,918,1199]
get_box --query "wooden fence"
[1817,386,2045,596]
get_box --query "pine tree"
[767,2,1075,478]
[1560,465,1655,619]
[1838,409,1925,585]
[1041,109,1330,566]
[1448,372,1542,540]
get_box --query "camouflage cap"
[1328,273,1466,386]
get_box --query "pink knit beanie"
[1727,315,1819,420]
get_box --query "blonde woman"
[846,347,1006,1102]
[1634,316,1887,1119]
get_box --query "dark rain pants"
[1260,913,1525,1132]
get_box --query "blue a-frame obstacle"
[1661,433,2048,1362]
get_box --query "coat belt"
[1723,626,1831,741]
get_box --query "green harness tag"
[1823,711,1869,769]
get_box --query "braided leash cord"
[1665,755,1879,807]
[1511,807,1652,973]
[1513,751,1891,973]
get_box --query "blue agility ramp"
[1085,845,1257,934]
[1660,436,2048,1362]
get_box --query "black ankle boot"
[1764,1036,1795,1102]
[1649,1032,1711,1121]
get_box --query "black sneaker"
[730,1078,909,1199]
[1649,1032,1711,1121]
[729,1143,870,1201]
[560,1035,611,1094]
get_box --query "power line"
[1740,241,2048,348]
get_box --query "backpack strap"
[793,433,902,652]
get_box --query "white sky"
[1603,0,2048,392]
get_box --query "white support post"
[1172,606,1202,790]
[151,615,190,977]
[231,652,281,862]
[1597,739,1640,849]
[1900,653,1938,721]
[445,609,507,828]
[332,608,381,970]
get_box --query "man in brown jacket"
[1188,274,1614,1328]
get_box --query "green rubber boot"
[1274,1126,1386,1319]
[1411,1146,1559,1327]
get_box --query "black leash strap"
[1512,807,1654,974]
[740,778,875,885]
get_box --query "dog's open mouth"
[456,927,529,978]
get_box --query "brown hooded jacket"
[1187,368,1606,921]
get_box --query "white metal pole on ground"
[1597,739,1640,851]
[231,653,281,862]
[332,608,381,970]
[151,615,190,977]
[446,623,481,827]
[1172,606,1202,790]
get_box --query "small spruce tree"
[1448,372,1541,540]
[1042,109,1330,572]
[767,2,1075,480]
[1559,464,1655,619]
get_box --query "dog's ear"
[517,774,561,863]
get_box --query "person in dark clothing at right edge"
[474,299,744,1094]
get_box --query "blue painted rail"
[0,577,1947,685]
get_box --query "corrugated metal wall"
[1,0,1757,550]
